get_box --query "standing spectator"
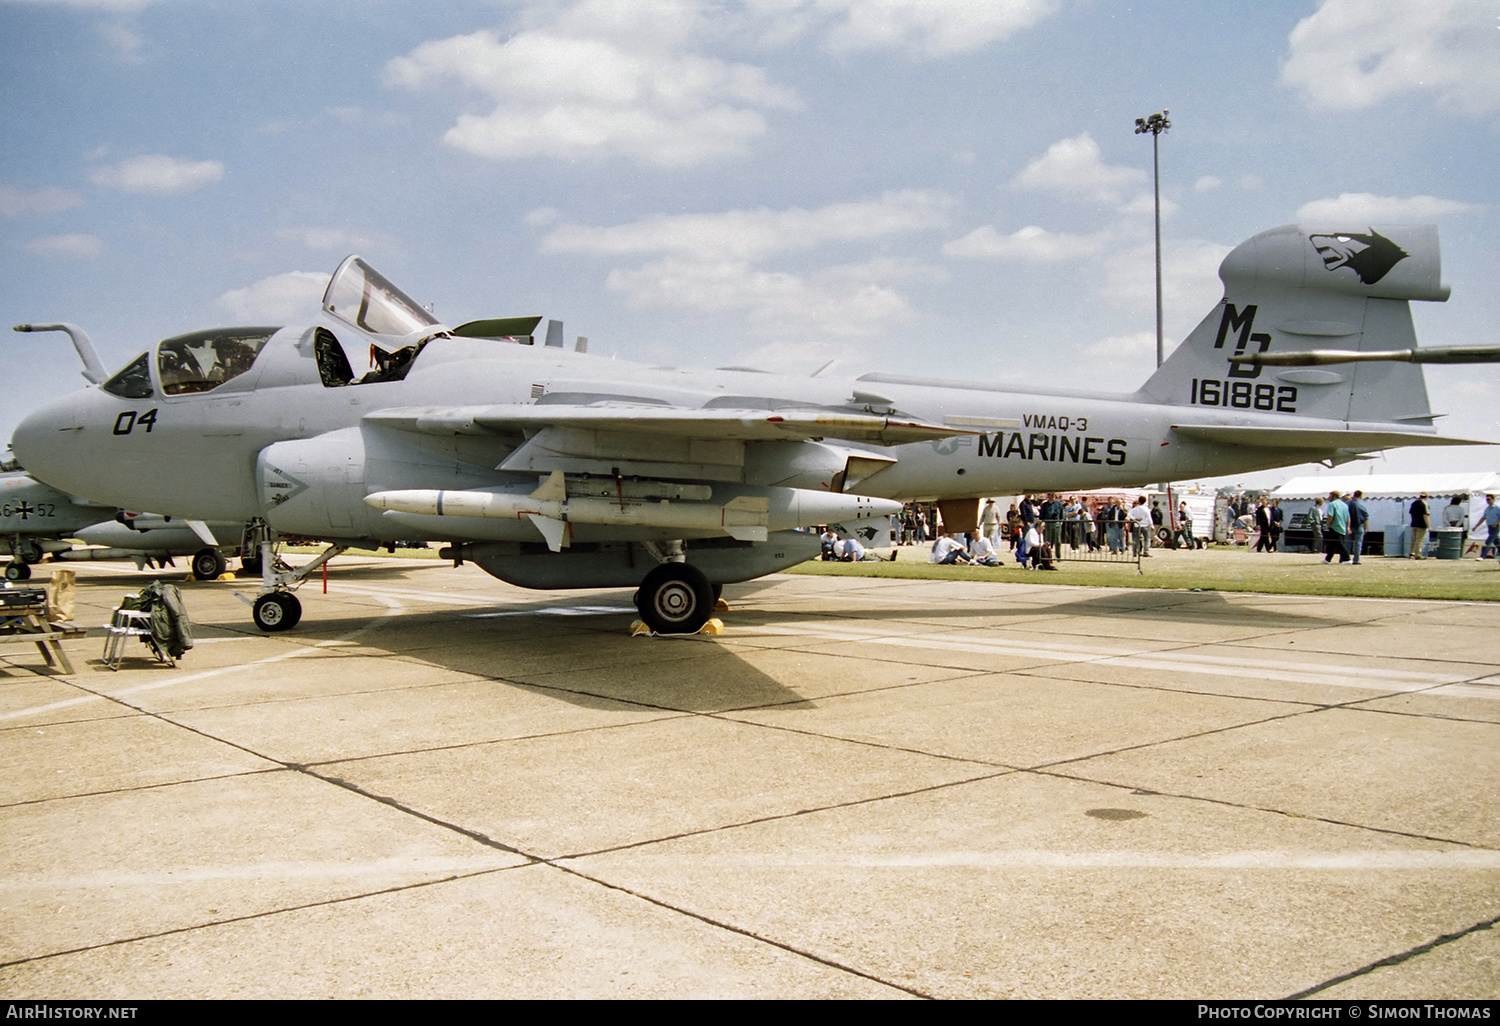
[1269,499,1284,551]
[1323,491,1350,563]
[1308,497,1324,555]
[1040,494,1064,556]
[1254,500,1273,553]
[979,498,1001,549]
[1410,493,1430,559]
[1006,503,1022,552]
[1443,495,1467,532]
[1128,496,1154,558]
[1176,501,1195,549]
[1479,494,1500,560]
[1347,491,1369,563]
[1104,499,1126,553]
[1017,496,1037,565]
[1063,496,1085,550]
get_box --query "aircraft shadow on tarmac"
[155,572,1356,716]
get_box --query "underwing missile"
[365,472,898,551]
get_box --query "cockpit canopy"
[158,327,277,395]
[94,256,467,400]
[100,327,279,400]
[322,255,439,339]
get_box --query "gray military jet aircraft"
[2,468,112,579]
[2,468,248,581]
[10,223,1493,633]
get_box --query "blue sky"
[3,0,1497,489]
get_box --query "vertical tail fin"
[1140,224,1449,428]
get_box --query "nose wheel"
[252,592,302,632]
[634,562,715,634]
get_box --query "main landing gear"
[633,561,716,635]
[5,538,41,580]
[191,547,226,581]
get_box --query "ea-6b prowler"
[11,224,1495,633]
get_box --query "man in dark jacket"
[1410,493,1430,559]
[1347,491,1369,564]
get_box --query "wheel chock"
[629,618,724,637]
[713,598,730,612]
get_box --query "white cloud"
[943,224,1107,262]
[0,184,83,218]
[541,191,948,339]
[817,0,1062,57]
[541,190,951,262]
[731,338,863,375]
[1068,331,1162,391]
[89,154,224,194]
[23,233,105,259]
[1118,192,1178,218]
[1081,331,1156,360]
[385,13,798,167]
[1281,0,1500,116]
[1295,192,1478,224]
[217,271,329,323]
[605,256,916,339]
[1194,176,1223,193]
[1100,238,1233,322]
[274,226,379,252]
[1014,134,1146,205]
[98,22,144,60]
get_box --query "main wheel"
[17,539,43,565]
[634,563,714,635]
[4,561,29,581]
[252,592,302,632]
[192,548,226,581]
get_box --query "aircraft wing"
[1170,425,1490,450]
[365,404,968,447]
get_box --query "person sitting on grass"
[930,531,974,565]
[968,532,1001,566]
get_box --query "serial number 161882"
[1189,379,1297,412]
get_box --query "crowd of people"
[1235,491,1500,563]
[819,493,1183,571]
[816,491,1500,570]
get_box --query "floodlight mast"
[1134,109,1170,369]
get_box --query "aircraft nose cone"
[11,398,84,488]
